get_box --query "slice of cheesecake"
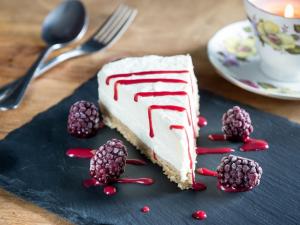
[97,55,200,189]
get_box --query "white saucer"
[208,20,300,100]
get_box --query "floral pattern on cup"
[218,27,257,67]
[250,18,300,55]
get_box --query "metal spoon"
[0,0,87,110]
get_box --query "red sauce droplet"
[240,138,269,152]
[198,116,207,127]
[103,185,117,195]
[196,168,218,177]
[116,178,154,185]
[141,206,150,213]
[192,210,207,220]
[208,134,227,141]
[196,147,234,155]
[126,159,147,165]
[82,178,101,188]
[66,148,94,158]
[192,182,207,191]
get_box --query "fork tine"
[104,8,137,47]
[95,6,130,43]
[102,7,136,45]
[93,4,127,41]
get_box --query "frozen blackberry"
[222,106,253,141]
[217,155,262,191]
[67,100,102,138]
[90,139,128,184]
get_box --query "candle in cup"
[277,3,296,18]
[249,0,300,18]
[284,4,294,18]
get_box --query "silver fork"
[0,4,137,111]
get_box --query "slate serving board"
[0,76,299,225]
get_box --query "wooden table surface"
[0,0,299,224]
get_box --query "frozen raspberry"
[67,100,102,138]
[90,139,128,184]
[217,155,262,191]
[222,106,253,141]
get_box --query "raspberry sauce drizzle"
[103,186,117,195]
[84,181,117,195]
[192,182,207,191]
[170,125,206,191]
[83,178,101,188]
[208,135,269,151]
[113,78,187,101]
[83,177,154,188]
[66,149,147,165]
[196,168,218,177]
[196,147,234,155]
[148,105,190,137]
[169,125,184,130]
[208,134,227,141]
[115,178,154,185]
[198,116,207,127]
[134,91,196,137]
[134,91,187,102]
[240,138,269,151]
[125,159,147,165]
[66,148,94,158]
[192,210,207,220]
[106,70,189,85]
[105,69,195,94]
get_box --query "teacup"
[244,0,300,82]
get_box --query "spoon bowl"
[42,0,87,47]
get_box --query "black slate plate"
[0,76,300,225]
